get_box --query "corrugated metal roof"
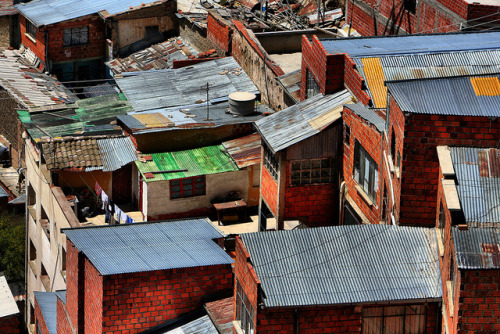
[20,93,131,141]
[97,137,138,172]
[240,225,442,308]
[0,276,19,318]
[55,290,66,305]
[0,50,76,110]
[344,103,385,132]
[275,70,301,103]
[118,102,270,133]
[15,0,168,26]
[115,57,258,112]
[386,75,500,117]
[255,90,352,153]
[8,193,25,204]
[222,133,261,169]
[164,315,218,334]
[361,57,387,108]
[63,218,233,276]
[0,186,8,198]
[453,228,500,269]
[34,292,57,334]
[136,144,238,182]
[320,32,500,58]
[450,147,500,225]
[106,37,199,75]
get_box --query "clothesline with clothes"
[95,182,136,225]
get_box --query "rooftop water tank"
[228,92,256,116]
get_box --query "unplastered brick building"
[234,225,442,333]
[435,146,500,333]
[255,90,352,229]
[300,32,500,227]
[15,0,176,80]
[344,0,500,36]
[33,218,233,334]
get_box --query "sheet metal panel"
[450,147,500,225]
[116,57,258,112]
[241,225,442,308]
[0,276,19,318]
[34,292,57,334]
[15,0,168,26]
[344,103,385,132]
[387,76,500,117]
[320,32,500,58]
[63,219,233,276]
[97,137,138,172]
[453,228,500,269]
[255,90,352,153]
[164,315,218,334]
[135,144,238,182]
[222,133,261,169]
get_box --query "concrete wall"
[0,16,11,48]
[117,17,173,48]
[144,169,251,220]
[25,140,80,331]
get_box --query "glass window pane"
[182,178,193,185]
[195,183,204,190]
[194,176,204,183]
[183,190,193,196]
[171,180,180,186]
[302,160,311,169]
[311,160,321,169]
[321,159,331,168]
[171,186,181,192]
[311,170,320,178]
[194,189,205,196]
[292,161,301,170]
[183,184,193,191]
[171,192,180,199]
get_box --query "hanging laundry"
[95,182,102,197]
[126,215,133,224]
[120,211,128,224]
[101,191,108,210]
[114,204,122,224]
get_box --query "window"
[345,124,351,145]
[26,19,36,39]
[306,69,320,98]
[362,305,426,333]
[390,128,396,161]
[40,263,50,291]
[353,141,379,202]
[235,280,255,334]
[290,158,334,186]
[263,144,279,181]
[404,0,416,13]
[61,247,67,281]
[170,176,205,199]
[63,26,89,46]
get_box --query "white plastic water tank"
[228,92,256,115]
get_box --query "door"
[112,164,132,204]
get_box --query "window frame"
[235,279,255,334]
[306,69,321,98]
[290,158,334,187]
[25,19,37,39]
[345,124,351,145]
[353,141,379,202]
[263,144,279,181]
[169,176,206,199]
[362,305,427,333]
[63,26,89,47]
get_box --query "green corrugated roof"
[136,144,238,182]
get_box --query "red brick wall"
[207,12,232,53]
[394,97,500,227]
[0,314,21,334]
[261,164,279,217]
[458,270,500,333]
[20,16,47,63]
[99,264,232,333]
[347,3,377,36]
[66,239,85,334]
[57,297,74,334]
[84,259,103,333]
[284,161,337,226]
[34,298,50,334]
[234,237,260,332]
[344,56,371,106]
[467,3,500,25]
[299,35,343,100]
[436,0,468,19]
[343,106,382,224]
[46,15,106,63]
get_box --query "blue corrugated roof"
[34,292,57,334]
[0,185,8,198]
[15,0,168,26]
[453,228,500,269]
[63,218,233,276]
[344,103,385,132]
[386,75,500,117]
[320,32,500,58]
[55,290,66,305]
[450,147,500,225]
[240,225,442,308]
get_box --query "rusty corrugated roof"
[453,228,500,269]
[222,133,261,169]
